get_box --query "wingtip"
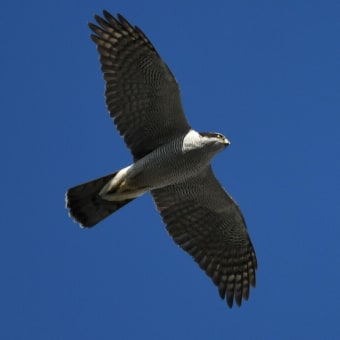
[103,9,116,23]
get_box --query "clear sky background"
[1,0,339,339]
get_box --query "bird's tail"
[66,171,134,228]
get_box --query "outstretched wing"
[89,11,191,160]
[151,166,257,307]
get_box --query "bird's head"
[199,132,230,151]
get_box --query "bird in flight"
[66,10,257,308]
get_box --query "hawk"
[66,10,257,308]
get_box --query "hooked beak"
[223,137,231,147]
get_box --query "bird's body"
[101,130,229,201]
[66,11,257,308]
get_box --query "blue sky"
[1,0,339,339]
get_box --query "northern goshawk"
[66,10,257,308]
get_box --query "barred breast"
[125,130,225,190]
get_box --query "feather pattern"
[89,12,190,160]
[151,166,257,307]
